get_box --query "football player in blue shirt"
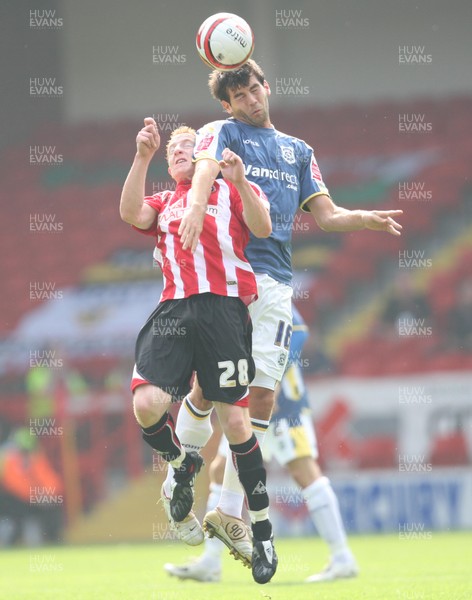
[162,59,401,582]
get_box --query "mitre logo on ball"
[196,13,255,71]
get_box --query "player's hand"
[362,210,403,236]
[219,148,245,185]
[136,117,160,159]
[178,204,206,252]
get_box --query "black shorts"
[134,293,255,404]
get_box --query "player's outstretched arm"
[179,158,220,252]
[306,194,403,236]
[219,148,271,238]
[120,117,160,229]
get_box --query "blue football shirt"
[194,118,329,285]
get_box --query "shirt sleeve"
[299,143,330,213]
[131,193,162,236]
[194,121,229,164]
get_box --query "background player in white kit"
[164,304,358,583]
[161,60,402,575]
[120,120,281,584]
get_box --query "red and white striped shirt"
[134,179,268,304]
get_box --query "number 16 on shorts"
[274,319,292,368]
[274,320,292,350]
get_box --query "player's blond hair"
[166,126,196,160]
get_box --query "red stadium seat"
[430,433,469,466]
[356,436,398,469]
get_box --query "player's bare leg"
[248,386,274,422]
[134,384,204,545]
[133,384,172,428]
[188,379,212,410]
[287,456,358,582]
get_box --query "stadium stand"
[1,96,471,517]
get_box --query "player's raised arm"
[178,158,220,252]
[219,148,271,238]
[120,117,160,229]
[306,194,403,236]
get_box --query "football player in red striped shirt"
[120,119,277,584]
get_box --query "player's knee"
[133,385,165,426]
[222,412,251,445]
[133,393,153,426]
[288,457,321,487]
[249,386,275,420]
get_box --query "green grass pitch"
[2,532,471,599]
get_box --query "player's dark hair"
[208,59,265,103]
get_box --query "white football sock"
[248,507,270,524]
[251,418,270,446]
[302,476,352,560]
[163,395,213,497]
[201,483,224,563]
[217,418,270,518]
[218,436,245,518]
[168,448,186,469]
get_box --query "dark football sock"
[252,519,272,541]
[174,452,200,483]
[141,412,182,462]
[229,434,269,512]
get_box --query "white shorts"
[216,412,318,467]
[249,273,293,390]
[262,413,318,466]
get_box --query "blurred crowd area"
[1,96,471,545]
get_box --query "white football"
[196,13,255,71]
